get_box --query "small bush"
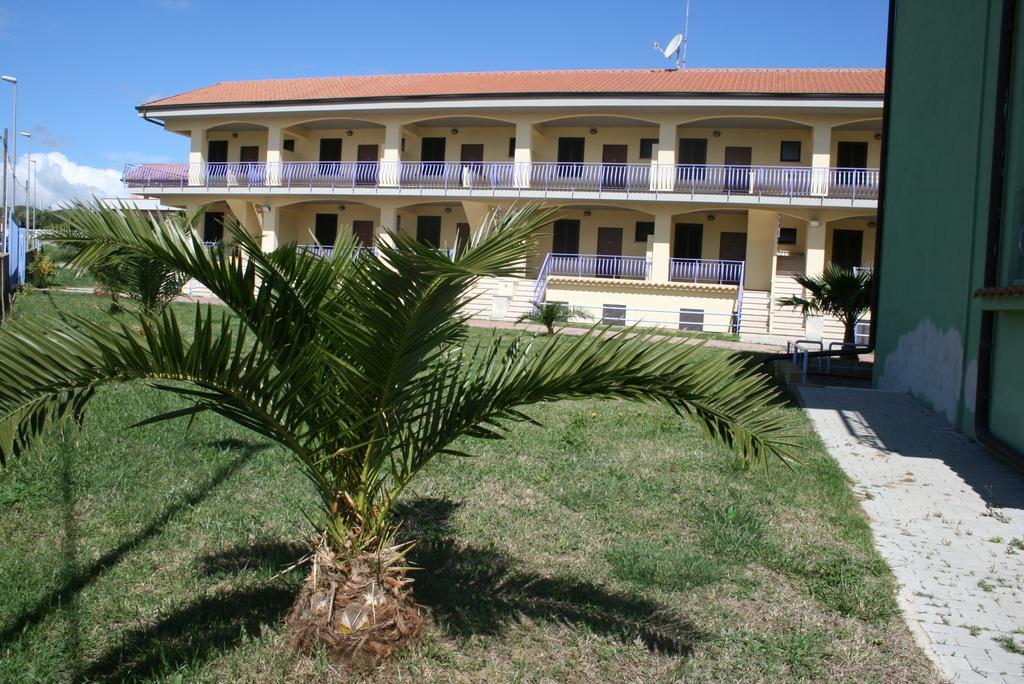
[27,254,57,288]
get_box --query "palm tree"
[776,264,873,346]
[0,201,796,662]
[517,301,591,335]
[49,211,191,314]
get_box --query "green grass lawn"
[0,292,935,682]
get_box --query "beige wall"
[668,211,748,261]
[205,130,269,162]
[282,127,386,163]
[395,204,468,250]
[166,108,883,174]
[676,126,813,167]
[276,202,381,245]
[832,131,884,168]
[533,207,655,259]
[402,124,515,163]
[532,125,659,164]
[545,282,738,333]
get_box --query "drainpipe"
[975,0,1023,467]
[762,0,895,363]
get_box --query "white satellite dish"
[650,0,692,71]
[663,33,683,59]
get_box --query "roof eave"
[137,90,885,114]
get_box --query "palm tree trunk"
[843,320,858,359]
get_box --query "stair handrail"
[532,253,554,308]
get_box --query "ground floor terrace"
[171,195,875,345]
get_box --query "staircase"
[463,276,537,322]
[771,275,808,339]
[739,290,770,338]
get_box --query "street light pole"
[2,76,17,251]
[29,158,36,238]
[19,131,30,237]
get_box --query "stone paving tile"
[799,387,1024,684]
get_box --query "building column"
[377,205,398,249]
[513,120,535,188]
[266,124,283,186]
[810,124,832,196]
[650,121,677,191]
[648,210,673,282]
[744,210,778,291]
[803,219,827,338]
[188,128,207,186]
[380,122,402,187]
[804,219,826,277]
[260,205,279,252]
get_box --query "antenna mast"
[681,0,691,70]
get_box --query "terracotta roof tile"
[141,68,884,109]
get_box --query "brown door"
[314,213,339,246]
[602,144,628,188]
[456,222,471,251]
[460,144,484,186]
[831,229,864,270]
[718,232,747,284]
[724,146,752,193]
[596,226,624,277]
[416,216,442,248]
[460,144,484,164]
[356,144,378,185]
[239,146,260,184]
[352,220,374,248]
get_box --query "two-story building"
[124,68,884,343]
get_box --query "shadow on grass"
[80,585,295,681]
[395,497,703,656]
[0,439,267,652]
[199,539,307,576]
[77,495,701,678]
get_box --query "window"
[679,308,704,332]
[508,137,516,157]
[634,221,655,242]
[602,304,627,326]
[283,139,295,152]
[778,227,798,245]
[780,140,802,162]
[639,138,659,159]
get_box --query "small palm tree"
[50,214,190,314]
[777,264,873,345]
[0,201,796,663]
[517,301,591,335]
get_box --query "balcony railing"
[669,258,745,285]
[548,253,651,280]
[123,161,880,201]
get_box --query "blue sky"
[0,0,888,206]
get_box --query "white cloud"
[10,152,130,209]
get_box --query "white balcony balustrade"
[123,161,880,201]
[669,258,745,285]
[547,253,652,280]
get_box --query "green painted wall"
[875,0,1007,435]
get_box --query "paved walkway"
[799,386,1024,683]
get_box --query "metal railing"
[123,161,880,200]
[669,258,745,284]
[547,253,651,280]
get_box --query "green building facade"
[876,0,1024,463]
